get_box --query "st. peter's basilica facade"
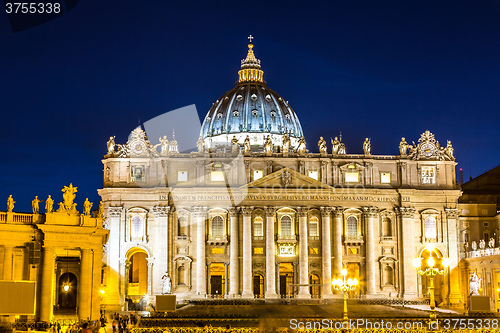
[98,40,461,310]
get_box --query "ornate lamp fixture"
[332,268,358,320]
[413,245,450,321]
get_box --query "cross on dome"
[248,35,254,43]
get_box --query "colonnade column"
[79,248,92,320]
[332,208,343,277]
[398,207,417,298]
[3,245,13,280]
[320,207,333,298]
[193,206,207,296]
[147,258,154,295]
[363,206,379,296]
[445,208,461,304]
[91,249,103,320]
[40,247,55,322]
[265,207,278,298]
[228,208,239,297]
[241,206,254,298]
[297,207,311,298]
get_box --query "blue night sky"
[1,0,500,212]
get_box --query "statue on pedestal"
[83,198,93,216]
[399,137,409,156]
[363,138,371,155]
[32,196,42,214]
[297,136,307,155]
[471,241,477,251]
[282,133,291,154]
[231,135,239,154]
[331,137,340,155]
[445,140,454,159]
[244,135,251,154]
[162,272,172,294]
[479,239,486,250]
[45,195,54,213]
[107,136,116,155]
[197,136,205,153]
[264,135,273,154]
[7,195,15,212]
[318,137,327,155]
[57,184,78,213]
[489,238,495,249]
[98,201,104,218]
[470,272,481,296]
[159,136,169,156]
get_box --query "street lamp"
[332,268,358,320]
[413,246,450,321]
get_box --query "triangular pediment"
[242,167,332,189]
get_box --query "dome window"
[233,110,239,117]
[252,109,259,117]
[251,94,258,101]
[217,113,223,119]
[285,114,291,121]
[270,110,276,118]
[236,95,243,101]
[265,95,272,102]
[206,116,211,121]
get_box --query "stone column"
[40,247,55,322]
[297,207,311,298]
[265,207,278,298]
[91,249,103,320]
[193,207,207,296]
[147,258,154,295]
[363,206,379,296]
[241,206,253,298]
[446,208,461,304]
[228,208,239,297]
[224,263,229,296]
[332,208,343,276]
[79,248,92,320]
[119,258,127,309]
[276,262,280,296]
[398,207,417,298]
[3,245,13,280]
[320,207,333,298]
[107,207,123,307]
[206,263,211,295]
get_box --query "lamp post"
[332,268,358,320]
[413,245,450,321]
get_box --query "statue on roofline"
[264,135,273,154]
[318,137,327,155]
[83,198,93,216]
[57,183,78,213]
[7,195,15,212]
[32,196,42,214]
[297,136,306,155]
[244,135,251,154]
[363,138,371,155]
[231,135,239,154]
[282,133,291,154]
[331,137,340,155]
[45,195,54,213]
[107,136,115,155]
[399,137,409,156]
[197,136,205,153]
[159,136,169,156]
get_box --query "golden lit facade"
[98,41,462,310]
[0,185,108,322]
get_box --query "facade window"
[345,172,359,183]
[346,216,358,237]
[382,218,392,237]
[280,215,292,237]
[253,170,263,181]
[308,170,319,180]
[380,172,391,184]
[211,171,225,182]
[253,217,264,238]
[424,216,437,239]
[464,232,469,243]
[130,165,145,182]
[211,215,224,237]
[178,217,187,236]
[484,231,490,242]
[309,217,319,237]
[131,215,143,241]
[422,166,435,184]
[178,171,188,182]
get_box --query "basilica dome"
[200,41,304,149]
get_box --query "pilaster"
[397,207,417,298]
[363,206,379,296]
[228,207,240,297]
[264,206,278,298]
[192,206,207,296]
[320,207,333,298]
[297,207,310,298]
[40,247,55,322]
[241,206,254,298]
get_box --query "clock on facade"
[420,143,435,157]
[131,140,146,155]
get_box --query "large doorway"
[419,248,445,305]
[279,263,294,298]
[127,249,148,295]
[309,274,320,298]
[57,272,77,309]
[253,274,264,297]
[209,263,225,296]
[346,263,360,296]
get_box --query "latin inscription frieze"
[164,194,397,202]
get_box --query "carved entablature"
[296,207,309,217]
[153,205,170,218]
[397,207,415,218]
[242,206,254,216]
[407,130,455,161]
[320,206,333,217]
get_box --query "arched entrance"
[58,272,77,309]
[309,274,320,298]
[418,247,445,305]
[253,274,264,297]
[279,263,294,298]
[209,263,225,296]
[127,248,148,296]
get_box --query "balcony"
[277,234,297,243]
[344,235,364,245]
[463,247,500,259]
[207,235,228,245]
